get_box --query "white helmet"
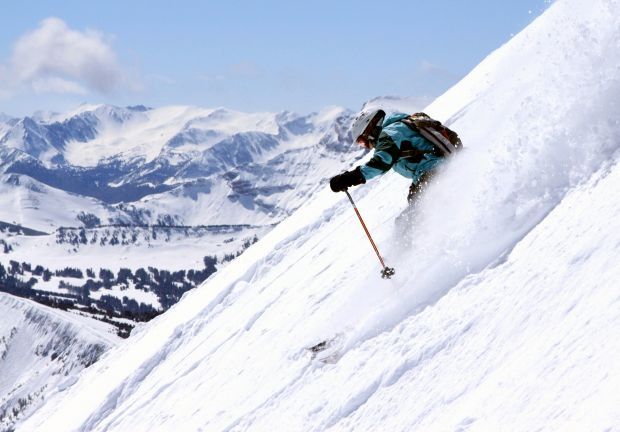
[350,109,385,147]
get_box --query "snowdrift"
[0,293,118,430]
[20,0,620,430]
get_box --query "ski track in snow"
[56,255,257,432]
[17,0,620,430]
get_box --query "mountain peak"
[17,0,620,430]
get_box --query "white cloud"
[3,17,125,95]
[30,77,88,95]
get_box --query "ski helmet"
[350,109,385,148]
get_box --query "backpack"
[399,112,462,156]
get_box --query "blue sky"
[0,1,551,117]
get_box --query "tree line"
[0,256,218,337]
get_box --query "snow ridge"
[17,0,620,430]
[0,293,118,430]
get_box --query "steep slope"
[0,293,119,431]
[19,0,620,430]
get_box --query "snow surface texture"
[0,293,118,431]
[19,0,620,430]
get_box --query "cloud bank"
[2,17,126,96]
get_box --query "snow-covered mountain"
[16,0,620,430]
[0,104,360,229]
[0,293,118,431]
[0,102,377,334]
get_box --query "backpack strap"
[400,113,462,157]
[399,140,436,162]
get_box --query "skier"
[329,109,452,204]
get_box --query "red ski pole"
[345,190,395,279]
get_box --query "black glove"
[329,167,366,192]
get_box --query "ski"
[306,333,345,363]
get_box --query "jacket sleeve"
[359,133,400,180]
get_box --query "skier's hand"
[329,174,347,192]
[329,167,366,192]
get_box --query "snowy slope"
[361,95,433,115]
[0,102,361,263]
[1,102,364,331]
[19,0,620,430]
[0,104,360,228]
[0,172,126,232]
[0,293,119,431]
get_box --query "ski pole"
[344,190,395,279]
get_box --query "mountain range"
[0,104,359,229]
[5,0,620,429]
[0,98,425,336]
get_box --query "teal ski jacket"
[359,112,444,184]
